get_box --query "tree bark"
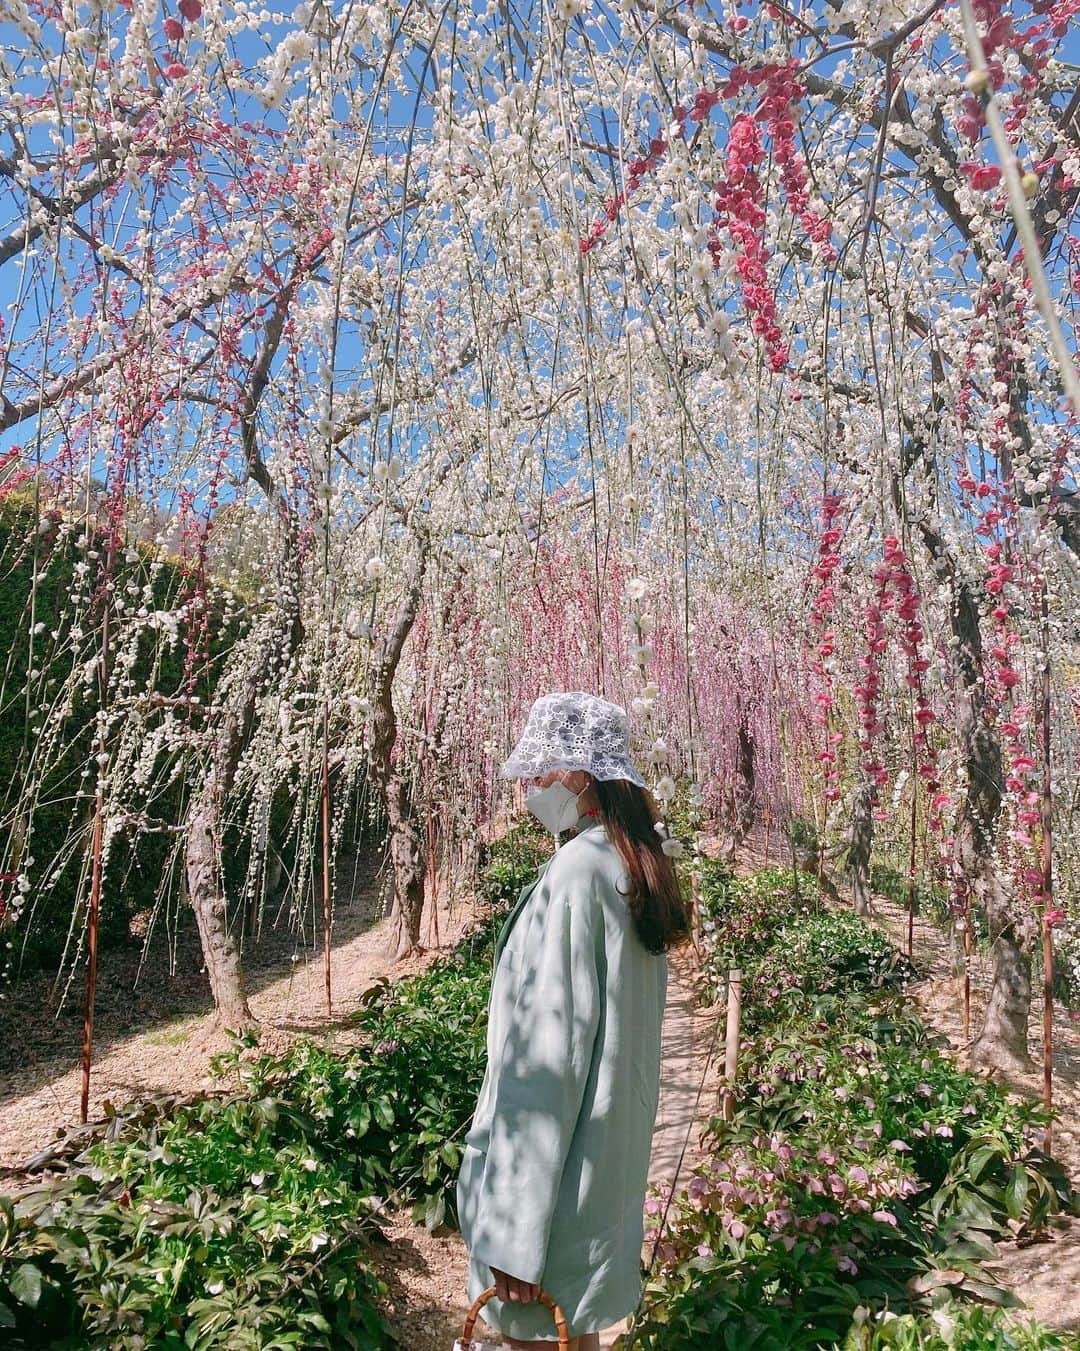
[973,918,1034,1072]
[368,540,430,960]
[916,523,1034,1070]
[732,717,756,841]
[384,767,427,959]
[847,775,876,916]
[186,794,253,1030]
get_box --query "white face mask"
[525,782,582,839]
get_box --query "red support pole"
[321,701,332,1020]
[80,543,113,1124]
[1038,579,1054,1153]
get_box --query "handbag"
[453,1284,570,1350]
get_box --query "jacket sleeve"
[468,876,603,1283]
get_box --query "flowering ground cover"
[626,868,1078,1351]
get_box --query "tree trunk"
[733,717,756,841]
[972,917,1033,1072]
[182,558,303,1025]
[915,521,1034,1071]
[847,776,875,916]
[368,540,430,961]
[385,769,426,958]
[186,794,253,1030]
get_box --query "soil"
[0,850,479,1174]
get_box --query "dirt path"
[0,860,478,1173]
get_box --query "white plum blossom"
[626,576,649,602]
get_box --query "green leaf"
[965,1143,1002,1182]
[1006,1164,1030,1221]
[8,1262,43,1309]
[423,1191,446,1231]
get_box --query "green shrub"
[477,817,549,908]
[0,903,508,1346]
[696,869,914,1017]
[631,875,1077,1350]
[837,1305,1080,1351]
[222,937,495,1231]
[0,500,246,981]
[732,995,1053,1201]
[0,1099,393,1349]
[696,867,811,1003]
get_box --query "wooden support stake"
[690,868,703,960]
[79,780,105,1125]
[80,543,113,1125]
[962,909,973,1044]
[906,790,917,963]
[720,968,742,1122]
[762,798,772,869]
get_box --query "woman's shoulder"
[545,825,625,893]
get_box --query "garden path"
[0,856,477,1172]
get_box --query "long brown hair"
[591,778,690,955]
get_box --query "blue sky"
[2,1,1079,521]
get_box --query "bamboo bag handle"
[459,1285,571,1350]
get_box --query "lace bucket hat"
[501,691,647,788]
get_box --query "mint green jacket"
[456,819,668,1340]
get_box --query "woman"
[456,691,689,1350]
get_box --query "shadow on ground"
[0,850,389,1101]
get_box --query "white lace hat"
[501,691,647,787]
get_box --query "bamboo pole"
[79,778,105,1125]
[425,807,441,949]
[906,788,917,962]
[720,969,742,1122]
[962,899,973,1044]
[690,867,703,961]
